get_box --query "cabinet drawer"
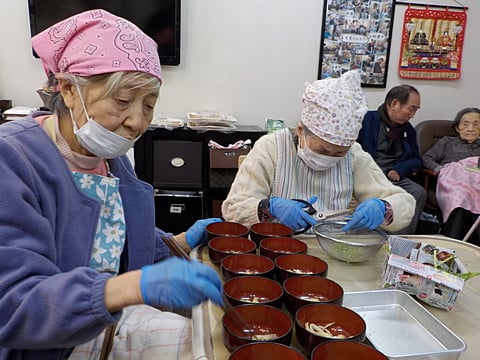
[153,140,203,188]
[209,148,250,169]
[154,190,204,233]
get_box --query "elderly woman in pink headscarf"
[222,70,415,234]
[0,9,222,360]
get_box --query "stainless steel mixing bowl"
[313,220,388,263]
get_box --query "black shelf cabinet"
[134,125,265,231]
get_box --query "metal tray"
[343,290,466,360]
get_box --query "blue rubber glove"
[343,198,385,231]
[186,218,222,248]
[269,196,318,231]
[140,257,223,308]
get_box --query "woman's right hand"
[140,257,223,308]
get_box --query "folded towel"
[208,139,252,149]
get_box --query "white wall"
[0,0,478,129]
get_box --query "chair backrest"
[415,120,457,155]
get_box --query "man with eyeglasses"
[357,85,426,234]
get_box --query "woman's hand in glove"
[343,198,385,231]
[140,257,223,308]
[186,218,223,248]
[269,196,318,231]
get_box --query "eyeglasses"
[406,106,420,114]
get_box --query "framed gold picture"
[398,7,467,80]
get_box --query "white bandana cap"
[301,70,368,146]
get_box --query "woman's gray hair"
[45,72,161,118]
[300,122,316,137]
[452,107,480,132]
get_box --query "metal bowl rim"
[313,220,388,248]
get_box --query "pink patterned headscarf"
[32,9,162,81]
[301,70,368,146]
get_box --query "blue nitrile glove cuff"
[343,198,385,231]
[140,257,223,308]
[186,218,223,248]
[269,196,318,231]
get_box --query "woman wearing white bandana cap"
[222,70,415,233]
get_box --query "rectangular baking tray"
[343,290,466,359]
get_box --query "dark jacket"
[357,110,422,179]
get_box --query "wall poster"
[318,0,396,88]
[398,6,467,80]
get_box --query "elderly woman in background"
[422,107,480,245]
[0,9,223,359]
[222,70,415,235]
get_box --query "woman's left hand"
[343,198,385,231]
[186,218,223,248]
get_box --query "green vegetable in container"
[452,272,480,281]
[431,250,480,281]
[333,242,361,263]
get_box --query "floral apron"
[69,173,192,360]
[71,171,126,274]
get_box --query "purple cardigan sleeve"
[0,118,172,358]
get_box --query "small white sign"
[170,204,184,214]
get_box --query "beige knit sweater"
[222,130,415,232]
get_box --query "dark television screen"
[28,0,181,66]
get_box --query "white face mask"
[297,134,344,171]
[70,85,139,159]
